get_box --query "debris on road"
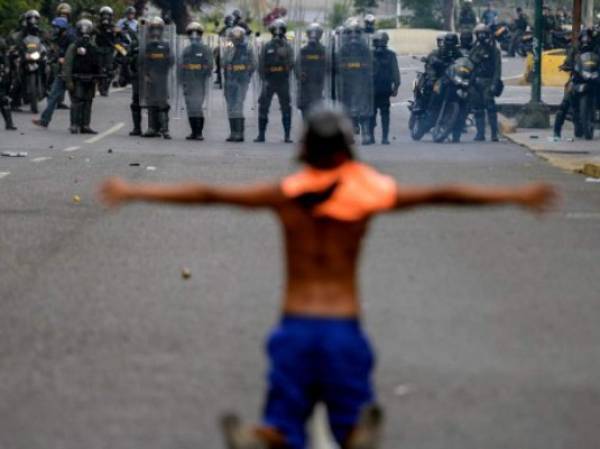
[181,268,192,280]
[585,177,600,183]
[129,162,140,167]
[107,148,113,154]
[1,151,28,157]
[529,135,539,139]
[146,166,156,171]
[72,195,81,204]
[394,384,416,397]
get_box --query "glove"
[66,81,75,92]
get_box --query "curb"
[582,163,600,178]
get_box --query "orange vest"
[281,161,398,221]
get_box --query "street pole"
[517,0,550,128]
[396,0,402,28]
[573,0,582,42]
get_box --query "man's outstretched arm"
[99,177,285,209]
[394,182,557,213]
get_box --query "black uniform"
[255,37,294,142]
[0,46,17,130]
[63,37,101,133]
[371,44,400,144]
[508,11,528,57]
[458,4,477,32]
[295,40,327,118]
[127,30,142,135]
[95,23,116,96]
[469,41,501,141]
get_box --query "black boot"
[159,109,171,140]
[488,109,499,142]
[130,105,142,136]
[236,118,245,142]
[226,118,236,142]
[1,106,17,130]
[80,101,97,134]
[70,100,81,133]
[283,114,292,143]
[186,117,199,140]
[553,110,566,139]
[197,117,205,141]
[143,108,160,137]
[361,119,373,145]
[381,110,390,144]
[254,118,267,142]
[474,111,485,141]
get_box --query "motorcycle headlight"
[28,51,41,61]
[452,75,463,85]
[457,89,468,99]
[576,83,587,93]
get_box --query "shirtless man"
[100,105,556,449]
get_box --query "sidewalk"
[505,125,600,177]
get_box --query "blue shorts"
[263,315,375,449]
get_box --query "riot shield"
[335,28,374,124]
[138,21,177,110]
[294,25,331,118]
[220,29,258,120]
[175,34,214,119]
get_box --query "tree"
[328,0,353,28]
[0,0,41,34]
[133,1,213,32]
[353,0,377,15]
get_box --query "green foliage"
[353,0,377,15]
[375,17,397,29]
[402,0,444,29]
[328,0,352,28]
[0,0,41,34]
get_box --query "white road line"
[63,146,81,152]
[0,171,10,179]
[85,123,124,144]
[110,87,127,93]
[566,212,600,220]
[310,405,337,449]
[31,156,51,163]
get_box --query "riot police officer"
[458,0,477,33]
[0,44,17,130]
[336,20,374,144]
[232,9,252,35]
[295,22,327,120]
[140,17,175,139]
[179,22,213,141]
[126,20,142,136]
[508,7,529,57]
[255,19,294,143]
[469,24,502,141]
[63,19,101,134]
[215,15,236,89]
[96,6,116,96]
[370,31,400,145]
[553,28,595,139]
[222,26,256,142]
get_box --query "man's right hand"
[514,183,559,213]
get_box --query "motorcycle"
[570,52,599,140]
[428,57,474,143]
[516,29,533,56]
[551,29,570,49]
[20,35,46,113]
[408,71,431,141]
[493,22,512,52]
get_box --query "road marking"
[110,87,127,93]
[31,156,51,163]
[63,146,81,152]
[310,405,337,449]
[0,171,10,179]
[566,212,600,220]
[85,123,124,144]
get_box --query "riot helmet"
[474,23,493,45]
[306,22,323,43]
[76,18,94,45]
[148,16,165,40]
[125,6,136,19]
[579,27,594,50]
[372,31,389,48]
[224,15,234,28]
[460,30,473,48]
[345,19,363,42]
[364,14,376,33]
[436,33,445,49]
[443,32,459,49]
[232,9,242,23]
[99,6,114,25]
[186,22,204,40]
[51,16,69,39]
[56,2,72,18]
[269,19,287,38]
[229,26,247,46]
[25,10,41,29]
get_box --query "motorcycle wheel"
[579,95,594,140]
[409,111,428,141]
[432,101,460,143]
[28,74,38,114]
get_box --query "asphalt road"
[1,55,599,449]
